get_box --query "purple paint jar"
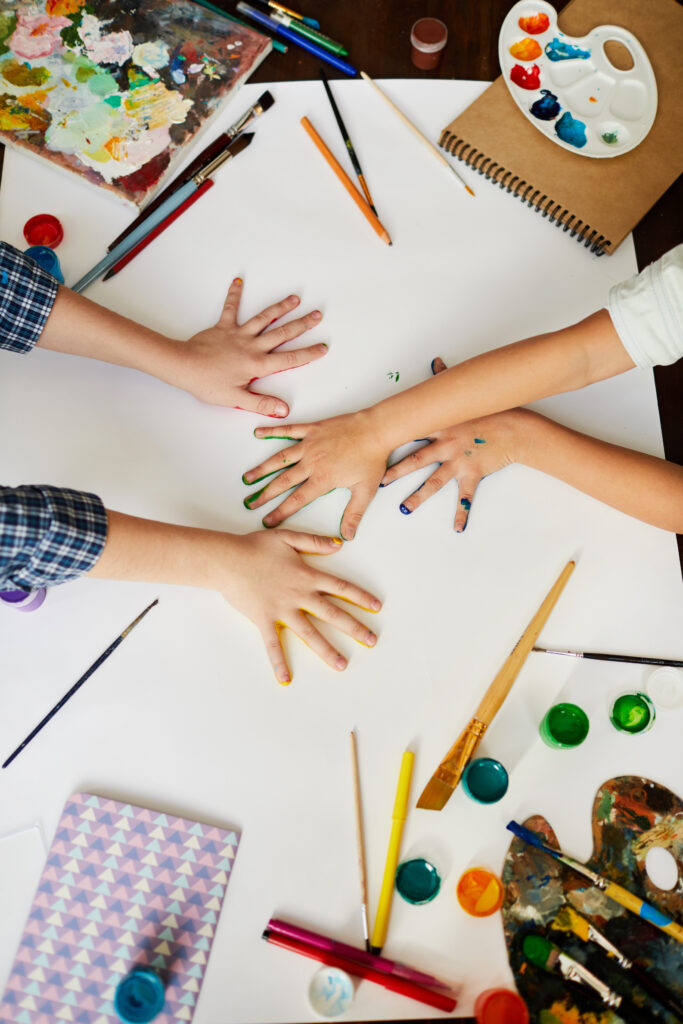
[410,18,448,71]
[0,587,47,612]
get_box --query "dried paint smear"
[0,0,270,205]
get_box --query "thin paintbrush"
[349,730,371,951]
[320,68,377,214]
[2,599,159,769]
[417,560,575,811]
[107,92,273,252]
[508,821,683,944]
[534,646,683,668]
[552,905,683,1019]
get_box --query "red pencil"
[262,929,457,1012]
[102,178,214,281]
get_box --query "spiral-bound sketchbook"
[0,793,240,1024]
[440,0,682,255]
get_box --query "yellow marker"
[370,750,415,954]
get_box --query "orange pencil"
[301,116,392,245]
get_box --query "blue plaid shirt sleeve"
[0,240,59,353]
[0,485,108,589]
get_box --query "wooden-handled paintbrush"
[417,559,575,811]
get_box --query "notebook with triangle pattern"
[0,792,240,1024]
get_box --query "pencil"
[370,749,414,954]
[262,928,457,1012]
[2,599,159,769]
[359,71,475,198]
[102,179,214,280]
[533,647,683,668]
[301,117,392,245]
[349,731,371,951]
[320,68,377,214]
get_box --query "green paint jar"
[539,702,589,748]
[610,692,655,734]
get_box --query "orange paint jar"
[456,867,504,917]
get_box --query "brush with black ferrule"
[106,90,275,255]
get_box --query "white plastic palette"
[498,0,657,157]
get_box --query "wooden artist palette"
[501,776,683,1022]
[498,1,658,157]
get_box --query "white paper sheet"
[0,79,681,1021]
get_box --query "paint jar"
[456,867,504,917]
[114,967,165,1023]
[23,213,64,248]
[395,857,441,904]
[646,667,683,710]
[0,587,46,612]
[474,987,529,1024]
[308,966,354,1017]
[462,757,509,804]
[24,245,64,284]
[610,692,655,734]
[539,702,589,748]
[410,18,448,71]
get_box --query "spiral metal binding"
[439,131,609,255]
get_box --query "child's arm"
[243,308,635,536]
[86,512,382,685]
[382,404,683,534]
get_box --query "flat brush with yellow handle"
[417,559,575,811]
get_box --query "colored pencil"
[266,918,458,994]
[359,71,475,197]
[262,928,457,1012]
[320,68,377,214]
[236,3,357,75]
[252,0,320,29]
[370,749,414,954]
[417,560,575,811]
[107,95,272,252]
[270,10,348,55]
[508,821,683,944]
[552,905,683,1019]
[191,0,288,52]
[72,134,253,292]
[2,599,159,769]
[349,730,371,951]
[103,179,214,281]
[301,117,392,245]
[533,646,683,668]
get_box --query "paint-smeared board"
[498,1,657,157]
[0,0,271,206]
[502,776,683,1022]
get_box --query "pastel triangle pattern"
[0,794,240,1023]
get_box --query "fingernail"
[399,503,412,515]
[311,310,321,320]
[244,487,264,508]
[288,294,299,304]
[233,277,243,285]
[335,655,347,670]
[273,402,288,418]
[242,472,253,485]
[263,516,275,528]
[328,537,343,546]
[277,667,291,685]
[365,633,377,647]
[430,358,438,374]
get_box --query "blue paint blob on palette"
[499,0,658,157]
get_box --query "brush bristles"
[416,775,455,811]
[258,90,275,112]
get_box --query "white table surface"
[1,79,681,1021]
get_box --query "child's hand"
[175,278,327,416]
[222,529,382,684]
[380,357,519,532]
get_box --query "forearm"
[366,309,635,452]
[515,410,683,532]
[36,285,185,382]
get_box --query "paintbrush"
[533,646,683,668]
[320,68,378,215]
[416,560,575,811]
[349,730,371,951]
[72,134,253,293]
[107,91,274,253]
[552,905,683,1018]
[523,933,660,1024]
[2,599,159,768]
[507,821,683,944]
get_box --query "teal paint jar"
[462,757,509,803]
[114,967,165,1023]
[395,857,441,904]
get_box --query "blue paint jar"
[114,967,165,1023]
[24,245,65,283]
[462,757,509,803]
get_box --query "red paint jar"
[410,17,448,71]
[23,214,64,249]
[474,988,529,1024]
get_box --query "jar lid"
[411,18,448,53]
